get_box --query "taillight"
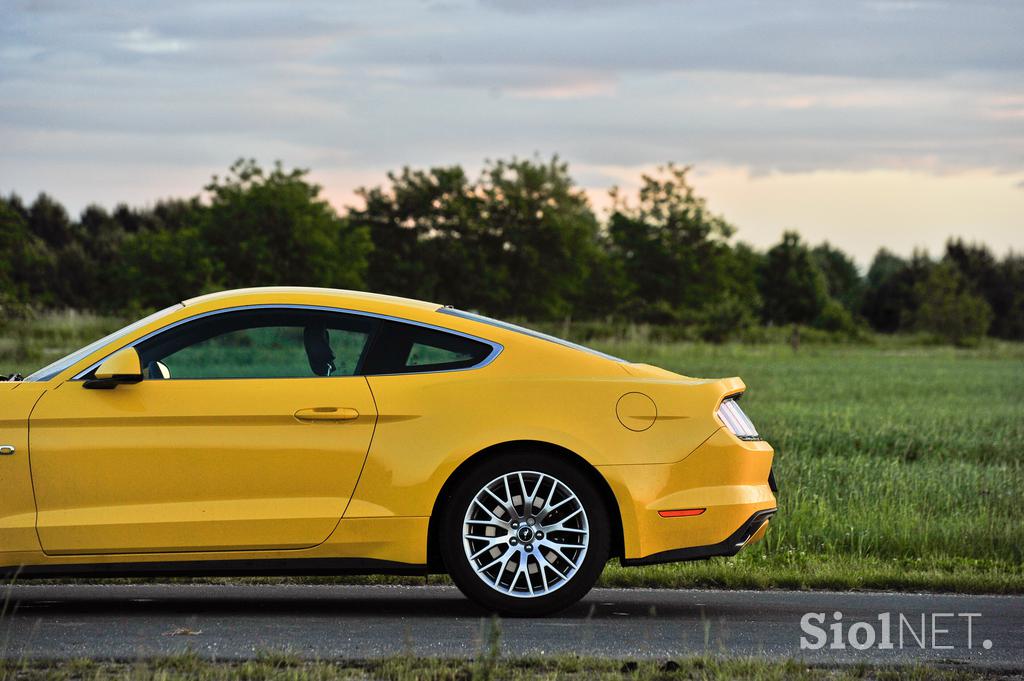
[717,396,761,441]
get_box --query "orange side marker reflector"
[658,508,706,518]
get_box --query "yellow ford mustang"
[0,287,776,615]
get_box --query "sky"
[1,0,1022,266]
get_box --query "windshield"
[438,308,625,362]
[24,304,183,382]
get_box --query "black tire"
[439,451,610,616]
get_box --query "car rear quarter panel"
[345,345,738,520]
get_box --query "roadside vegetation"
[0,652,1012,681]
[3,315,1021,595]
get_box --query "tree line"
[2,157,1021,345]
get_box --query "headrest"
[303,325,336,376]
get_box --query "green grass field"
[2,312,1022,593]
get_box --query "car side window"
[133,308,377,380]
[362,320,492,375]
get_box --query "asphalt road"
[1,584,1021,669]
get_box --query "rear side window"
[362,320,493,375]
[439,308,624,362]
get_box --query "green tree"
[573,240,632,321]
[0,195,56,307]
[861,248,933,333]
[696,242,763,342]
[119,226,220,311]
[721,241,764,311]
[812,242,863,311]
[72,205,130,309]
[758,231,829,325]
[105,198,210,310]
[113,198,202,235]
[354,156,602,319]
[607,164,736,322]
[477,157,600,319]
[943,239,1023,341]
[991,253,1024,340]
[201,159,370,290]
[914,261,992,346]
[354,165,491,307]
[27,193,73,249]
[2,194,29,222]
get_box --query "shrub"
[914,262,992,346]
[815,298,861,337]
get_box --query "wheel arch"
[426,439,625,571]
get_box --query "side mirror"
[84,347,143,390]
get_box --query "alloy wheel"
[461,470,589,598]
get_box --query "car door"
[0,383,48,554]
[29,306,379,555]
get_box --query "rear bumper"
[599,427,777,561]
[619,507,776,566]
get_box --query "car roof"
[182,287,440,313]
[180,287,625,372]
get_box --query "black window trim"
[438,307,625,362]
[71,304,504,381]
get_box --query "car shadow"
[1,584,719,620]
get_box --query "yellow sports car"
[0,287,776,615]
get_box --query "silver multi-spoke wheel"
[462,470,589,598]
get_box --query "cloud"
[116,28,188,54]
[0,0,1021,228]
[479,0,672,13]
[347,0,1024,81]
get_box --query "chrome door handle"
[0,445,14,456]
[294,407,359,423]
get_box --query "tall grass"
[0,310,125,375]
